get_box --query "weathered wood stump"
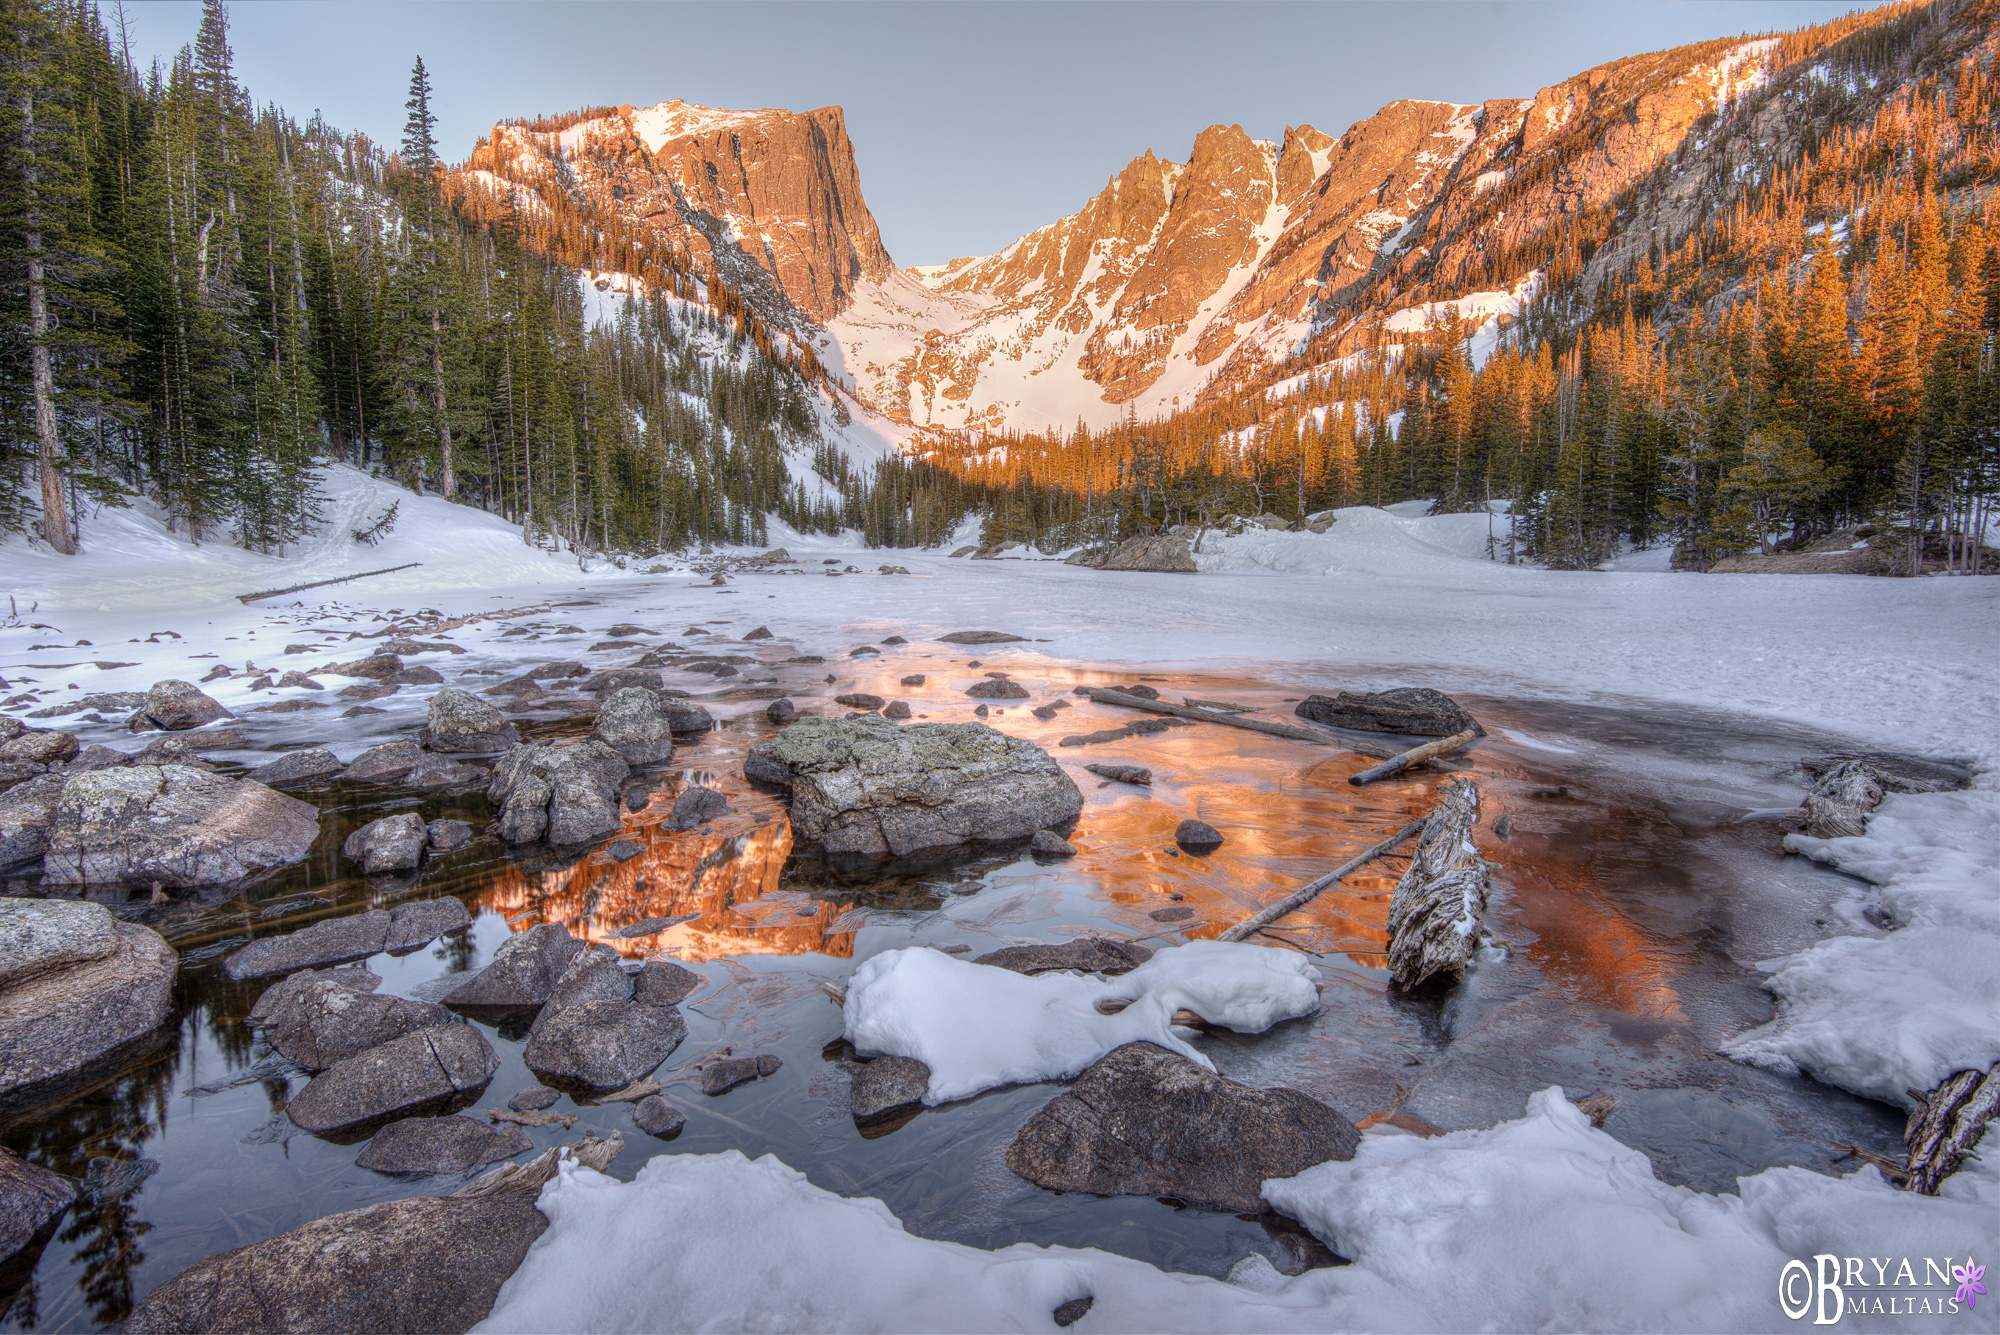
[1386,778,1489,991]
[1904,1063,1999,1195]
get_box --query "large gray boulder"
[1,1146,74,1272]
[258,975,454,1070]
[41,765,320,888]
[343,740,425,783]
[743,715,1082,860]
[1006,1042,1360,1213]
[122,1182,548,1334]
[973,939,1153,976]
[445,923,584,1006]
[522,999,686,1091]
[224,900,466,981]
[0,728,78,766]
[354,1115,533,1176]
[1294,687,1483,738]
[285,1023,500,1138]
[385,896,469,951]
[589,688,677,765]
[660,698,714,734]
[342,813,429,874]
[134,679,235,731]
[245,747,344,788]
[1069,535,1197,573]
[0,899,177,1096]
[487,741,628,846]
[0,773,65,871]
[419,688,520,754]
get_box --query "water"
[0,649,1906,1331]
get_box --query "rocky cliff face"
[463,100,893,331]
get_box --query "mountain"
[459,0,1983,437]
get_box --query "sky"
[107,1,1891,267]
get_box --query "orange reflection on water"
[472,786,857,964]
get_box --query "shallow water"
[0,642,1906,1331]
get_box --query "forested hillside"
[0,0,985,561]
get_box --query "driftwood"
[1219,817,1428,943]
[236,562,422,604]
[452,1134,622,1198]
[1782,759,1887,839]
[1085,688,1453,767]
[1385,778,1490,990]
[1904,1063,2000,1195]
[1349,730,1479,786]
[368,601,554,639]
[1182,697,1253,713]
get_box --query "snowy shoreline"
[6,467,1998,1332]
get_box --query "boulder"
[337,682,398,703]
[1294,687,1483,738]
[1174,820,1225,853]
[420,688,519,753]
[445,924,583,1006]
[973,939,1153,976]
[379,637,468,657]
[634,959,702,1006]
[1029,830,1077,858]
[589,687,677,765]
[936,630,1028,645]
[1305,510,1339,534]
[701,1053,781,1096]
[325,654,405,680]
[849,1056,930,1119]
[135,679,235,730]
[260,976,453,1070]
[883,700,912,720]
[285,1023,500,1138]
[247,964,380,1026]
[632,1095,684,1139]
[523,1000,687,1090]
[121,1181,548,1334]
[1076,534,1198,573]
[487,740,629,845]
[0,900,176,1096]
[385,897,470,952]
[0,729,78,766]
[0,1146,74,1272]
[965,678,1029,700]
[387,666,445,687]
[275,670,323,690]
[61,743,132,774]
[0,761,48,796]
[226,912,391,981]
[578,668,663,695]
[427,820,473,853]
[42,765,320,888]
[765,698,796,724]
[405,753,485,789]
[834,693,885,710]
[0,773,65,871]
[343,813,429,874]
[343,740,425,783]
[530,946,632,1021]
[665,784,728,831]
[1006,1042,1360,1212]
[355,1115,533,1175]
[245,747,344,787]
[743,715,1083,860]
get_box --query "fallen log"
[1781,758,1886,840]
[1386,778,1490,991]
[1349,730,1479,786]
[1219,817,1428,943]
[1904,1063,2000,1195]
[1085,688,1450,766]
[1182,696,1253,713]
[236,562,422,604]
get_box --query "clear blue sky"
[106,1,1888,267]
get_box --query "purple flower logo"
[1955,1261,1986,1310]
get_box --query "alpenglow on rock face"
[743,715,1082,859]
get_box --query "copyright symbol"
[1780,1259,1812,1320]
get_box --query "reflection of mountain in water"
[475,787,856,963]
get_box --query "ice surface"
[843,941,1319,1103]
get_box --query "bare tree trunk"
[20,83,74,555]
[431,308,454,498]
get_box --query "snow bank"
[476,1089,2000,1334]
[1191,505,1508,577]
[842,942,1319,1104]
[1723,779,2000,1107]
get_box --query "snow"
[476,1089,2000,1333]
[843,941,1319,1103]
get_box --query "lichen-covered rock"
[445,923,584,1006]
[135,679,235,731]
[486,740,629,845]
[1294,687,1483,737]
[0,728,78,766]
[285,1023,500,1138]
[343,812,429,873]
[1069,534,1198,573]
[260,975,453,1070]
[0,900,176,1096]
[522,1001,687,1091]
[41,765,319,887]
[0,773,65,871]
[1006,1041,1359,1213]
[743,715,1082,860]
[589,687,677,765]
[420,688,520,754]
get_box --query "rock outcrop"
[41,765,320,887]
[743,714,1082,860]
[487,740,630,846]
[1006,1041,1360,1212]
[0,898,177,1096]
[1068,534,1197,573]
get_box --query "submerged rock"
[0,899,177,1096]
[41,765,319,887]
[1006,1041,1360,1212]
[632,1095,685,1139]
[225,910,391,981]
[742,715,1082,861]
[355,1115,533,1176]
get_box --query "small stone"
[701,1053,781,1096]
[1054,1297,1094,1328]
[336,683,398,702]
[1174,819,1224,853]
[427,819,473,853]
[880,635,908,645]
[973,705,988,717]
[632,1095,685,1139]
[1113,684,1161,700]
[1084,764,1152,786]
[937,631,1028,645]
[834,693,885,710]
[342,813,428,874]
[743,626,772,640]
[665,784,729,831]
[766,698,796,723]
[606,838,644,862]
[899,675,925,687]
[507,1087,561,1112]
[1029,829,1077,858]
[386,666,444,687]
[276,671,323,690]
[1149,906,1195,923]
[966,678,1029,700]
[883,700,911,719]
